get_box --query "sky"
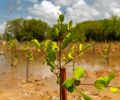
[0,0,120,34]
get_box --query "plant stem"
[59,40,62,100]
[26,57,29,82]
[73,46,76,76]
[80,83,115,88]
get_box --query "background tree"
[5,18,49,41]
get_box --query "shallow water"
[0,47,119,89]
[0,50,118,80]
[0,48,120,100]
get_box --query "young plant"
[90,39,95,54]
[31,15,74,99]
[22,42,34,82]
[32,15,118,100]
[8,39,18,67]
[41,14,91,100]
[102,41,111,68]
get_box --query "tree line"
[2,16,120,42]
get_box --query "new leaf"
[74,66,85,80]
[63,78,75,89]
[62,32,72,49]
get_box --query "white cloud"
[65,0,120,23]
[26,0,120,25]
[25,15,33,19]
[0,23,6,34]
[92,0,120,18]
[28,0,62,25]
[53,0,78,6]
[65,0,100,23]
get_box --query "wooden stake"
[60,68,67,100]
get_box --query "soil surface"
[0,42,120,100]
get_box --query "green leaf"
[94,76,109,91]
[71,44,77,53]
[63,78,75,89]
[68,85,76,93]
[74,67,85,80]
[47,51,56,62]
[31,39,40,48]
[40,40,50,51]
[46,58,55,72]
[82,44,91,52]
[79,43,83,52]
[110,87,119,93]
[94,74,115,91]
[94,80,106,91]
[74,80,81,86]
[67,20,72,31]
[51,42,59,51]
[8,39,17,49]
[67,52,73,62]
[27,51,34,60]
[78,43,91,57]
[62,32,72,49]
[59,14,64,23]
[46,41,59,52]
[54,27,59,37]
[81,92,92,100]
[108,72,115,83]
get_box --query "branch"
[62,61,70,68]
[80,83,117,88]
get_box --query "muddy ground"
[0,42,120,100]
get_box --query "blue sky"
[0,0,32,23]
[0,0,120,34]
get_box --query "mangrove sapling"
[70,43,90,76]
[102,42,111,68]
[31,39,46,64]
[90,39,95,54]
[32,14,74,99]
[31,15,119,100]
[8,39,18,67]
[40,14,91,100]
[22,42,34,82]
[67,20,76,72]
[8,39,18,83]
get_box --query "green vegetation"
[22,42,34,82]
[3,15,120,42]
[1,14,120,100]
[30,14,120,100]
[8,39,18,67]
[4,18,49,41]
[75,16,120,41]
